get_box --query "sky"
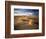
[14,9,39,16]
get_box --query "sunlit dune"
[14,16,38,27]
[28,19,33,26]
